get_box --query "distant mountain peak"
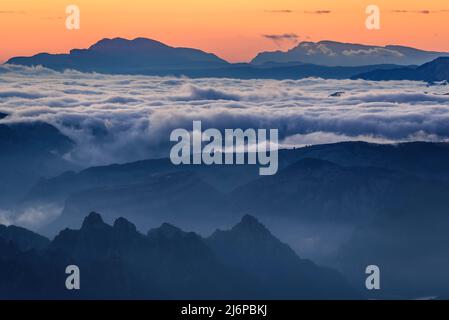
[251,40,449,66]
[113,217,137,234]
[81,211,106,229]
[0,224,50,251]
[147,223,186,240]
[7,37,228,73]
[238,214,263,228]
[87,37,170,52]
[226,214,272,238]
[354,56,449,82]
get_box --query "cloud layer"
[1,64,449,167]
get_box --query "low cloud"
[342,48,404,58]
[2,64,449,168]
[0,204,62,230]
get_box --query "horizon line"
[2,36,449,65]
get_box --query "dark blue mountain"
[6,37,404,79]
[0,212,360,299]
[353,57,449,82]
[207,215,357,299]
[252,41,449,66]
[44,171,228,234]
[0,224,49,251]
[0,121,77,206]
[229,157,449,223]
[7,37,229,73]
[16,141,449,244]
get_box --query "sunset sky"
[1,0,449,63]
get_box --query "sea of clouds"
[1,64,449,167]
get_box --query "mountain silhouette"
[21,141,449,235]
[252,41,449,66]
[7,37,229,73]
[0,224,49,251]
[5,37,412,79]
[44,171,227,234]
[353,57,449,82]
[0,121,76,206]
[0,212,360,299]
[207,215,356,299]
[229,157,449,223]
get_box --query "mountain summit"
[353,56,449,82]
[0,213,360,299]
[251,40,449,66]
[7,37,228,73]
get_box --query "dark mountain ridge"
[0,212,359,299]
[7,37,444,80]
[7,37,229,73]
[251,40,449,66]
[353,57,449,82]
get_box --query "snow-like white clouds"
[1,64,449,166]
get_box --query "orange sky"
[1,0,449,63]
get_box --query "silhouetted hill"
[0,212,359,299]
[229,157,449,222]
[252,41,449,66]
[0,122,77,206]
[207,215,357,299]
[44,171,228,234]
[0,224,49,251]
[279,141,449,180]
[6,37,406,79]
[21,141,449,235]
[353,57,449,82]
[338,210,449,298]
[7,37,229,73]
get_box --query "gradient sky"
[1,0,449,63]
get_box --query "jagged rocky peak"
[232,214,270,234]
[113,217,137,234]
[147,222,186,240]
[81,211,107,229]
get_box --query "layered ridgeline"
[16,140,449,298]
[23,141,449,232]
[0,116,77,206]
[0,212,359,299]
[353,57,449,82]
[6,37,449,80]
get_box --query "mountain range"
[0,212,359,299]
[0,119,77,206]
[1,118,449,297]
[7,138,449,298]
[354,57,449,82]
[251,41,449,66]
[5,37,449,81]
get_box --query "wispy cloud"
[0,10,26,15]
[262,33,299,46]
[304,10,332,14]
[392,9,449,14]
[265,9,292,14]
